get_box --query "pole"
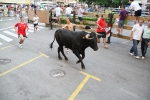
[49,9,53,29]
[73,10,76,31]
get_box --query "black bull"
[50,29,98,69]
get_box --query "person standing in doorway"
[96,14,108,48]
[129,0,142,24]
[141,20,150,59]
[33,14,39,32]
[78,5,85,25]
[14,16,29,49]
[116,6,128,35]
[129,19,144,59]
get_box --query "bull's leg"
[76,51,85,64]
[73,50,85,69]
[60,46,68,61]
[58,47,62,60]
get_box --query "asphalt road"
[0,16,150,100]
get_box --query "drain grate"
[49,69,65,78]
[0,59,11,65]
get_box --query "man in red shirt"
[97,14,108,48]
[14,16,29,48]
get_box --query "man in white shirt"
[65,5,72,18]
[129,0,142,24]
[54,5,63,24]
[129,19,144,59]
[33,14,39,32]
[78,5,85,25]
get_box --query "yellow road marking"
[0,43,17,51]
[0,52,49,77]
[68,71,101,100]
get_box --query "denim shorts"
[118,20,124,28]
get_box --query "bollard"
[72,10,76,31]
[49,9,53,29]
[107,13,114,44]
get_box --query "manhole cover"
[0,59,11,65]
[49,69,65,78]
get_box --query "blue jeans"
[130,39,140,56]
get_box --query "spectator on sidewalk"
[129,19,144,59]
[129,0,142,24]
[116,6,128,35]
[54,5,63,24]
[96,14,108,48]
[78,5,85,25]
[141,20,150,59]
[65,5,72,18]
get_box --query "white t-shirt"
[130,1,141,11]
[65,7,72,14]
[33,16,39,24]
[55,7,62,16]
[132,24,144,40]
[78,8,84,17]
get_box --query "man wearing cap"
[14,16,29,48]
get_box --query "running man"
[14,16,29,48]
[33,14,39,32]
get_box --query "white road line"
[28,30,34,33]
[8,19,13,20]
[0,42,2,45]
[0,26,14,30]
[3,31,18,38]
[0,34,12,42]
[11,29,15,31]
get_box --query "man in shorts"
[117,6,128,35]
[78,5,85,25]
[14,16,29,48]
[97,14,108,48]
[129,0,142,24]
[54,5,63,24]
[33,14,39,32]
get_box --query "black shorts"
[78,17,82,21]
[34,23,38,27]
[134,10,141,16]
[97,32,106,38]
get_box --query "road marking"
[0,26,14,30]
[8,19,12,20]
[0,34,12,42]
[0,42,2,45]
[29,26,40,30]
[28,30,34,33]
[0,43,17,51]
[68,71,101,100]
[3,31,18,38]
[0,52,49,77]
[28,24,44,28]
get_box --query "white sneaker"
[134,56,140,59]
[18,44,22,49]
[141,56,145,59]
[129,52,133,56]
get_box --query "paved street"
[0,16,150,100]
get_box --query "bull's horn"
[85,34,93,40]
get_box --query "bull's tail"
[50,36,55,49]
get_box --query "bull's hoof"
[65,58,68,61]
[76,60,80,64]
[82,67,85,70]
[59,57,62,60]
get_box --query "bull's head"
[84,33,98,51]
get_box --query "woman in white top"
[33,14,39,32]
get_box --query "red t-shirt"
[15,22,28,36]
[96,18,106,32]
